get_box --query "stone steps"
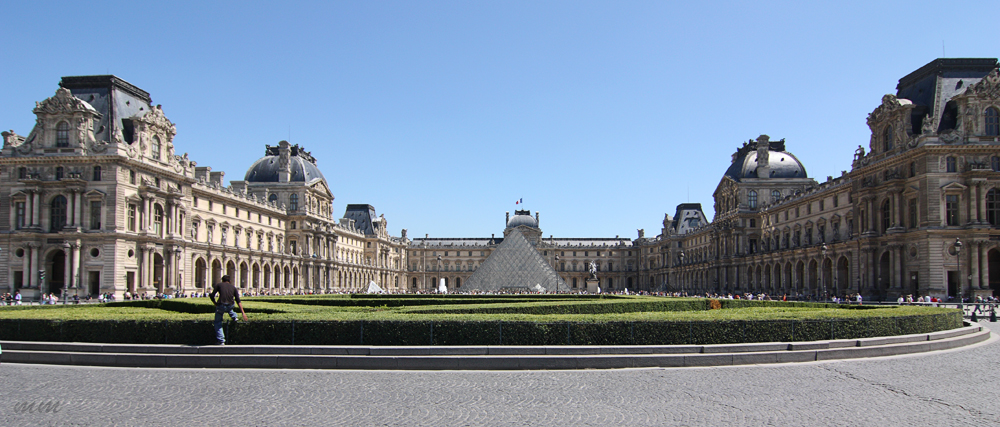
[0,323,990,370]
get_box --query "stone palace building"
[0,76,408,300]
[3,58,1000,300]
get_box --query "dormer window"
[882,125,893,151]
[986,107,999,136]
[56,121,70,147]
[151,136,161,161]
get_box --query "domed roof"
[724,150,807,181]
[244,143,326,183]
[506,210,538,229]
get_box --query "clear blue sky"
[2,1,997,239]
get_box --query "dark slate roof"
[894,58,998,134]
[724,150,807,181]
[896,58,998,106]
[342,204,379,236]
[672,203,707,235]
[462,228,566,293]
[244,154,326,183]
[59,75,153,146]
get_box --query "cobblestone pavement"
[2,322,998,427]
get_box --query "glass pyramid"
[463,228,567,293]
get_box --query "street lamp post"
[554,255,560,293]
[821,243,828,301]
[678,251,685,295]
[954,238,963,313]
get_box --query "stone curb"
[0,324,989,370]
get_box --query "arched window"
[289,194,299,211]
[748,190,758,209]
[268,194,278,204]
[986,107,1000,136]
[50,195,67,232]
[987,189,1000,227]
[883,125,893,151]
[882,200,891,232]
[56,121,70,147]
[151,136,161,160]
[771,190,780,202]
[154,204,164,236]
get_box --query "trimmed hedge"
[0,312,961,346]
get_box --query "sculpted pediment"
[941,182,967,191]
[963,68,1000,100]
[33,88,101,117]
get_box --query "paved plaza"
[1,322,998,426]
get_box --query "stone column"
[971,242,981,292]
[74,191,83,228]
[896,191,905,228]
[891,191,899,228]
[66,191,75,227]
[870,198,878,233]
[981,245,990,289]
[72,243,81,293]
[978,183,988,224]
[30,243,39,289]
[63,244,72,294]
[889,245,902,289]
[22,245,31,288]
[31,191,40,228]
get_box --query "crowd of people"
[1,291,22,305]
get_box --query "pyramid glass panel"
[463,228,566,292]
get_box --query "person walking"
[209,275,247,345]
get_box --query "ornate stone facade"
[0,76,408,300]
[652,58,1000,300]
[408,58,1000,300]
[5,58,1000,301]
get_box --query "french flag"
[515,198,522,205]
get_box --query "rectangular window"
[128,204,137,232]
[818,225,825,243]
[946,195,959,226]
[129,170,136,185]
[833,194,839,207]
[90,201,101,230]
[92,166,101,181]
[946,157,957,173]
[909,198,917,229]
[15,201,25,229]
[819,200,825,211]
[18,168,26,180]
